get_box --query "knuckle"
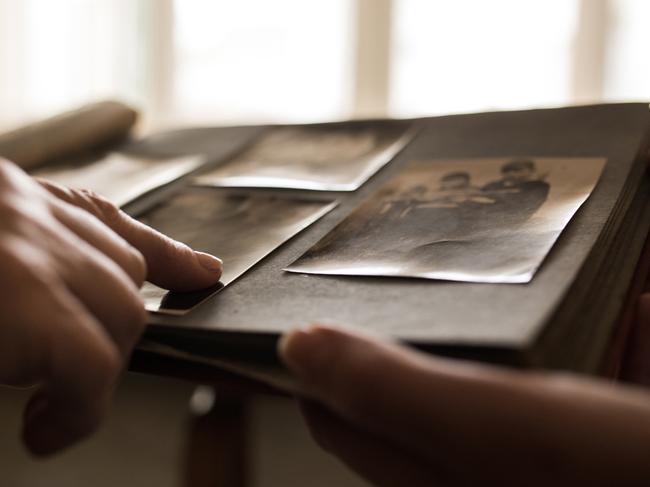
[78,188,102,200]
[0,160,10,184]
[153,235,193,266]
[111,246,147,289]
[94,276,147,354]
[127,294,147,329]
[84,191,122,227]
[0,240,55,290]
[167,240,194,262]
[68,188,102,217]
[127,248,147,286]
[119,292,147,348]
[0,197,21,222]
[39,179,75,203]
[0,158,18,185]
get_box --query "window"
[0,0,648,131]
[172,0,354,125]
[390,0,580,116]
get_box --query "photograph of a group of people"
[382,158,549,228]
[289,157,605,283]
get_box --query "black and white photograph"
[138,188,336,314]
[286,157,606,283]
[33,152,205,207]
[192,122,415,191]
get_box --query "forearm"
[412,359,650,486]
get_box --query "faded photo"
[287,157,606,283]
[193,122,414,191]
[138,188,335,314]
[34,152,205,207]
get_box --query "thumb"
[277,323,505,466]
[278,324,432,428]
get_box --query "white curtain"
[0,0,647,132]
[0,0,148,129]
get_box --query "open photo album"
[26,105,650,391]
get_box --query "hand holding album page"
[286,157,606,284]
[138,188,336,314]
[193,122,415,191]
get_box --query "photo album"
[23,104,650,391]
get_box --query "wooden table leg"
[182,386,250,487]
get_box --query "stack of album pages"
[20,102,650,391]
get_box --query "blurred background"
[0,1,649,486]
[0,0,648,131]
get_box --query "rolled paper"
[0,100,138,171]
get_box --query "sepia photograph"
[193,122,415,191]
[138,187,335,314]
[34,152,205,207]
[286,157,606,283]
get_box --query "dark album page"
[139,188,336,314]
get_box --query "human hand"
[280,325,650,487]
[0,158,222,456]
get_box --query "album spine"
[0,100,138,171]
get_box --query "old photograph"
[193,122,415,191]
[139,188,336,314]
[33,152,205,207]
[286,157,606,283]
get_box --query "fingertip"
[280,325,414,422]
[145,241,223,291]
[278,324,319,373]
[102,210,223,292]
[169,250,222,291]
[195,251,223,277]
[277,326,305,367]
[278,324,354,379]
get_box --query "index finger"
[106,207,223,291]
[39,181,222,292]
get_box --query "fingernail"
[196,252,223,273]
[278,325,333,380]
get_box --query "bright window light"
[604,0,650,102]
[390,0,581,116]
[172,0,355,124]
